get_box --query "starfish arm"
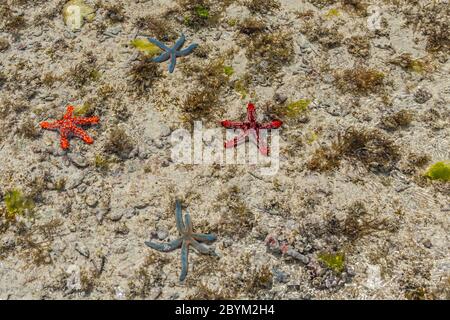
[224,130,249,148]
[73,116,100,126]
[168,53,177,73]
[145,238,183,252]
[250,129,269,156]
[64,105,75,120]
[176,43,198,57]
[192,233,217,242]
[175,200,186,233]
[191,238,215,255]
[173,33,186,50]
[184,213,193,234]
[260,119,283,129]
[180,240,189,282]
[147,37,170,51]
[152,52,170,63]
[247,103,257,123]
[40,120,60,130]
[60,131,70,150]
[71,127,94,144]
[221,120,246,129]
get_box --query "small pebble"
[273,268,290,284]
[423,239,432,249]
[414,88,432,104]
[85,194,98,207]
[157,230,168,240]
[69,153,88,168]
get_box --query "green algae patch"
[130,38,162,57]
[195,5,210,19]
[285,99,311,117]
[4,189,34,220]
[223,65,234,77]
[318,251,345,273]
[74,103,93,116]
[325,8,340,18]
[424,161,450,182]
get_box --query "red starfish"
[40,105,100,150]
[221,103,282,155]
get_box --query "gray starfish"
[145,200,217,281]
[148,33,198,73]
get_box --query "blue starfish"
[148,33,198,73]
[145,200,217,282]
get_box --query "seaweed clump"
[342,201,397,242]
[379,110,413,131]
[307,127,400,172]
[0,5,27,33]
[300,17,344,49]
[69,59,101,89]
[177,0,219,29]
[245,0,280,14]
[390,53,428,73]
[246,31,294,79]
[181,58,230,123]
[404,2,449,53]
[127,252,169,299]
[0,38,10,52]
[104,127,134,159]
[238,18,267,35]
[101,2,126,23]
[334,67,385,95]
[214,186,254,239]
[135,13,177,41]
[128,57,162,95]
[345,36,370,57]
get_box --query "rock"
[69,153,88,168]
[85,194,98,207]
[109,209,125,222]
[66,265,81,293]
[273,92,288,104]
[95,207,109,223]
[159,125,171,138]
[223,239,233,248]
[423,239,432,248]
[286,248,309,264]
[104,26,122,37]
[66,172,85,189]
[157,230,168,240]
[414,88,432,104]
[77,183,88,193]
[75,242,90,258]
[134,199,150,209]
[273,268,290,283]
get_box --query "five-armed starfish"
[148,33,198,73]
[40,105,99,150]
[221,103,283,155]
[145,200,217,281]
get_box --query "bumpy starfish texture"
[145,200,217,282]
[40,105,99,150]
[148,33,198,73]
[221,103,283,155]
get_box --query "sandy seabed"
[0,0,449,300]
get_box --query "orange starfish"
[40,105,100,150]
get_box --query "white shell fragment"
[63,0,96,31]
